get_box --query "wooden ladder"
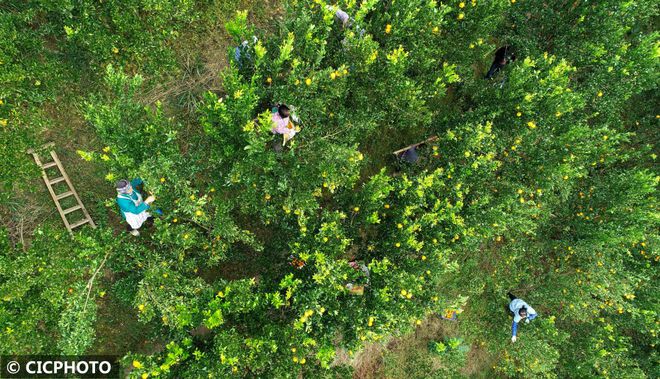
[28,143,96,233]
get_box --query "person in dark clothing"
[400,146,420,164]
[485,46,516,79]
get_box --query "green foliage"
[84,64,180,168]
[57,292,97,355]
[0,227,119,354]
[0,0,658,377]
[0,0,203,205]
[37,0,197,74]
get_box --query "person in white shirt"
[508,292,538,343]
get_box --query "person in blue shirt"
[116,178,155,236]
[233,36,258,72]
[508,292,537,343]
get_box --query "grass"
[91,295,163,356]
[347,316,494,378]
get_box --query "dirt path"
[341,316,492,378]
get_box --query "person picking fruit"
[507,292,537,343]
[116,178,155,236]
[271,103,300,147]
[485,46,516,79]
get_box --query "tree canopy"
[1,0,658,378]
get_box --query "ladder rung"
[63,205,82,215]
[56,191,74,200]
[29,143,96,233]
[69,218,90,229]
[49,177,66,185]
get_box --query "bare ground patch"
[141,0,283,109]
[343,316,496,379]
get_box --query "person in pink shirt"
[271,104,298,145]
